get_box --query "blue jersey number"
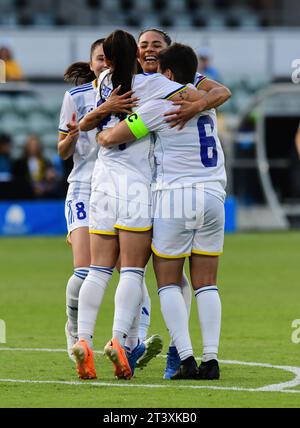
[197,115,218,168]
[76,202,87,220]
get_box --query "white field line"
[0,347,300,394]
[0,378,299,394]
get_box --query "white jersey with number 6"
[135,97,227,202]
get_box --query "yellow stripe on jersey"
[196,76,208,89]
[151,244,191,259]
[115,224,152,232]
[89,229,118,236]
[59,130,69,136]
[191,249,223,256]
[165,85,188,100]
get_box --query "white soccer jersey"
[194,72,207,88]
[93,70,187,200]
[59,80,98,189]
[136,98,227,201]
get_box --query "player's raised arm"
[196,77,232,110]
[58,112,80,160]
[79,86,139,132]
[165,81,231,129]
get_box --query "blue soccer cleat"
[126,342,146,376]
[164,346,181,380]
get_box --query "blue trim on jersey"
[195,75,207,87]
[69,82,93,94]
[121,268,144,277]
[69,86,94,97]
[59,128,69,133]
[69,84,93,95]
[164,85,186,100]
[195,287,219,298]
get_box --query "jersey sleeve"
[125,99,175,140]
[137,99,175,131]
[194,72,207,89]
[58,91,76,135]
[148,74,188,100]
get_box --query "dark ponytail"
[64,38,105,85]
[103,30,138,95]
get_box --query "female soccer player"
[97,43,227,381]
[58,39,137,362]
[74,29,229,381]
[137,28,230,379]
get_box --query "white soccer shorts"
[65,184,91,235]
[152,187,225,258]
[89,189,152,235]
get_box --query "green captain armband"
[125,113,150,140]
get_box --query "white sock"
[138,276,151,342]
[159,285,193,361]
[113,268,144,347]
[78,265,113,348]
[125,311,141,352]
[169,270,192,348]
[182,270,192,316]
[195,285,221,362]
[66,268,89,335]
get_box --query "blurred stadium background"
[1,0,300,234]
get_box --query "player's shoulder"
[68,80,97,98]
[134,72,167,84]
[98,69,111,86]
[194,72,207,87]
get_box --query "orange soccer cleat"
[104,338,132,380]
[72,339,97,380]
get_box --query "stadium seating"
[0,0,269,28]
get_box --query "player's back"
[95,71,187,189]
[137,98,227,201]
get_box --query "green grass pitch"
[0,232,300,408]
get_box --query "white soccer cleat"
[65,322,78,363]
[135,334,163,370]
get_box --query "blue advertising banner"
[0,198,237,236]
[0,201,67,236]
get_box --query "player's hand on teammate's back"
[66,112,80,141]
[164,100,200,130]
[105,85,139,115]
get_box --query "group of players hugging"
[58,28,231,382]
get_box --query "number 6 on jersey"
[197,115,218,168]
